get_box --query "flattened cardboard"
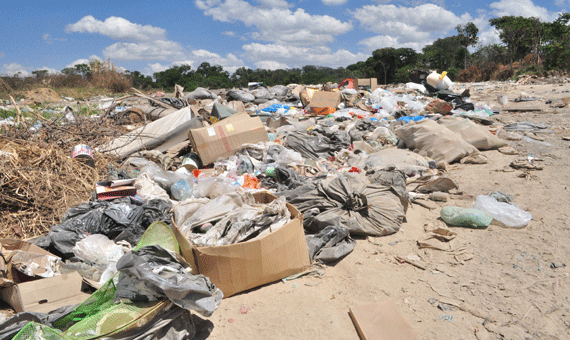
[309,91,341,111]
[0,272,90,313]
[172,192,310,297]
[349,300,419,340]
[188,113,269,166]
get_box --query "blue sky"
[0,0,566,76]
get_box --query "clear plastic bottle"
[170,179,194,201]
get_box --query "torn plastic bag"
[261,166,306,192]
[11,250,60,278]
[282,173,408,237]
[285,130,351,160]
[348,119,380,141]
[152,98,186,109]
[72,234,124,265]
[306,225,355,263]
[178,191,255,237]
[49,198,172,258]
[189,196,291,247]
[115,245,222,317]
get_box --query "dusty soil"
[198,83,570,340]
[23,87,61,103]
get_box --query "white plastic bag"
[72,234,125,265]
[473,195,532,228]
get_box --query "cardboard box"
[1,272,90,313]
[0,239,91,313]
[309,91,341,114]
[188,113,269,166]
[357,78,379,91]
[172,192,310,297]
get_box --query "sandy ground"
[194,83,570,340]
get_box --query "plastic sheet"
[473,195,532,228]
[306,225,355,263]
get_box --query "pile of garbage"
[0,72,537,338]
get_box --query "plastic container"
[473,195,531,228]
[426,71,453,91]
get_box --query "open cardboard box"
[0,239,91,313]
[171,192,310,297]
[309,91,341,115]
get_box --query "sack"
[438,116,507,150]
[282,173,408,237]
[394,119,479,163]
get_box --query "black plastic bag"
[49,198,172,258]
[115,245,222,317]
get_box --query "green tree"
[456,22,479,69]
[490,16,544,67]
[422,36,464,74]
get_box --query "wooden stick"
[9,95,27,129]
[395,255,427,270]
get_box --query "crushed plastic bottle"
[171,179,194,201]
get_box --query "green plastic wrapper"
[440,206,492,228]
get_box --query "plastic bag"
[115,245,222,317]
[473,195,532,228]
[440,206,492,228]
[72,234,124,265]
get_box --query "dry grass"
[0,137,117,239]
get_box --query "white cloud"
[43,33,67,44]
[322,0,347,5]
[242,43,368,68]
[196,0,352,47]
[555,0,570,8]
[255,60,290,70]
[190,50,245,73]
[359,35,426,51]
[1,63,31,77]
[489,0,557,21]
[144,63,170,75]
[66,15,167,42]
[351,3,475,51]
[103,40,185,61]
[35,67,59,75]
[66,55,103,68]
[43,33,53,44]
[222,31,236,36]
[143,50,245,75]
